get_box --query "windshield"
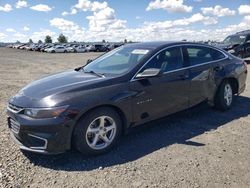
[223,35,246,45]
[83,46,151,75]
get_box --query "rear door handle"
[214,66,223,71]
[179,74,189,80]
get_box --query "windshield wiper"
[83,69,105,77]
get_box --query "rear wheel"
[214,80,234,111]
[73,107,122,155]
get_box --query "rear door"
[130,46,190,123]
[183,45,227,106]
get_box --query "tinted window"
[210,48,225,60]
[141,47,183,72]
[186,46,213,66]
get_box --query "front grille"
[8,103,23,113]
[8,118,20,134]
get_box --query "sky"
[0,0,250,43]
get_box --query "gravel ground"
[0,48,250,188]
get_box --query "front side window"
[140,47,183,72]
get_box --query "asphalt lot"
[0,47,250,188]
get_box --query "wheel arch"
[72,104,129,135]
[220,77,239,94]
[213,77,239,103]
[69,104,129,149]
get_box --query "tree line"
[23,34,131,44]
[26,34,68,44]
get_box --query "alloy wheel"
[224,83,233,106]
[85,116,117,150]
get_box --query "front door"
[130,46,190,123]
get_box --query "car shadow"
[22,96,250,171]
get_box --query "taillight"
[243,61,248,69]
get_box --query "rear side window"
[186,46,213,66]
[186,46,225,66]
[210,48,225,60]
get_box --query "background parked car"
[45,45,68,53]
[40,44,53,52]
[93,44,109,52]
[66,45,80,53]
[217,30,250,59]
[75,46,87,53]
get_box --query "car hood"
[9,70,106,107]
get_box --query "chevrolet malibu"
[7,42,247,155]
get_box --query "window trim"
[131,44,228,82]
[184,45,226,67]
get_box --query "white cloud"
[30,4,52,12]
[74,0,108,12]
[70,0,127,33]
[62,11,69,16]
[62,8,77,16]
[50,18,88,41]
[30,29,56,42]
[23,26,30,31]
[144,13,217,31]
[71,8,77,15]
[86,7,126,32]
[0,4,13,12]
[6,28,16,32]
[13,32,27,41]
[50,18,81,32]
[146,0,193,13]
[0,33,7,40]
[16,0,28,9]
[201,5,235,17]
[238,5,250,15]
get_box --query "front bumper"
[7,107,74,154]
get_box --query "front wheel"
[73,107,122,155]
[214,80,234,111]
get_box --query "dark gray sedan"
[7,42,247,155]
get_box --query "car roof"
[228,30,250,37]
[123,41,212,50]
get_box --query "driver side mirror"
[136,68,161,79]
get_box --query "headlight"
[23,106,68,119]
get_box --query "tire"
[64,50,67,53]
[51,50,55,53]
[214,80,234,111]
[73,107,122,155]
